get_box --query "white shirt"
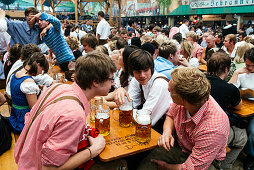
[221,45,237,59]
[0,18,7,32]
[70,29,87,42]
[6,59,53,96]
[246,27,253,35]
[128,71,172,126]
[235,73,254,90]
[96,19,110,40]
[179,24,189,39]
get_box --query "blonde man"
[138,67,230,170]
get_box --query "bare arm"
[0,92,6,106]
[0,9,7,32]
[200,47,207,65]
[42,135,105,170]
[25,94,37,109]
[228,67,249,85]
[158,116,175,151]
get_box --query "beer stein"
[89,96,103,123]
[95,104,110,136]
[113,97,133,128]
[135,110,152,143]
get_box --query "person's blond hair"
[186,31,198,42]
[141,35,152,45]
[234,42,254,63]
[66,36,80,51]
[181,41,193,61]
[171,67,210,106]
[225,34,237,45]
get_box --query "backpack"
[0,114,12,156]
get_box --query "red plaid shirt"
[167,96,229,170]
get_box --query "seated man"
[14,52,117,169]
[114,49,172,133]
[137,67,230,170]
[229,47,254,169]
[154,40,190,80]
[206,52,247,169]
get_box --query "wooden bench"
[0,89,18,169]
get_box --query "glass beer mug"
[95,104,110,136]
[135,110,152,143]
[113,97,133,128]
[89,96,103,123]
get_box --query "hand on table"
[158,133,174,151]
[113,87,130,106]
[88,135,105,158]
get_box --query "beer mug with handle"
[113,97,133,128]
[89,96,103,123]
[135,109,152,143]
[95,104,110,136]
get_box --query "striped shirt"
[167,96,230,169]
[41,12,74,64]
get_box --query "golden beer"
[95,113,110,136]
[119,105,133,127]
[135,114,151,143]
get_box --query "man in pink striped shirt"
[138,67,230,170]
[14,51,116,170]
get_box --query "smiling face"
[133,68,152,85]
[38,19,49,29]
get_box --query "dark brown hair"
[75,51,116,90]
[24,52,49,76]
[21,44,41,62]
[244,48,254,63]
[128,49,154,76]
[80,33,98,49]
[25,7,38,16]
[207,52,231,77]
[9,43,22,63]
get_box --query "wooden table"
[87,110,161,162]
[198,65,207,72]
[231,99,254,117]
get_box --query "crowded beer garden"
[0,0,254,169]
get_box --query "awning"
[169,5,254,16]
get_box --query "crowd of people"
[0,6,254,170]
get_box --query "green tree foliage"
[158,0,171,15]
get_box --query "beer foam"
[136,115,151,125]
[96,113,109,119]
[119,105,132,111]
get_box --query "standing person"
[96,11,110,45]
[137,67,230,170]
[0,7,41,47]
[32,12,75,71]
[14,51,117,169]
[222,20,237,37]
[179,19,189,39]
[9,52,49,134]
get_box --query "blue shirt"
[154,56,176,80]
[6,18,41,47]
[41,12,74,64]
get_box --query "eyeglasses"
[108,77,114,83]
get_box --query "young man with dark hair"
[80,33,98,54]
[138,67,230,170]
[96,11,110,45]
[127,20,135,32]
[114,49,172,132]
[207,52,247,169]
[32,12,75,71]
[215,33,224,48]
[15,52,117,169]
[0,7,41,47]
